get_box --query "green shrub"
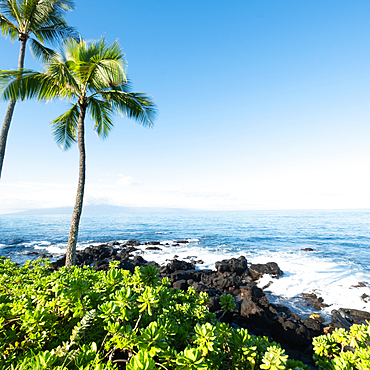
[0,257,310,369]
[313,324,370,369]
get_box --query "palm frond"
[24,0,75,33]
[0,69,44,101]
[0,68,74,102]
[50,103,79,150]
[46,58,80,97]
[87,97,114,139]
[0,12,19,40]
[29,37,54,63]
[99,89,156,128]
[34,22,78,43]
[85,59,127,94]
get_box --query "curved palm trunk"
[0,37,27,179]
[65,104,87,268]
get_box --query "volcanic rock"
[215,256,248,275]
[249,262,283,280]
[145,246,162,251]
[300,292,329,310]
[159,259,195,275]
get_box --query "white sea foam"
[249,251,370,320]
[137,242,370,320]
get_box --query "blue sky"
[1,0,369,213]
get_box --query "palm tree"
[0,0,77,179]
[0,38,156,267]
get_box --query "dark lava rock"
[119,246,139,259]
[240,296,265,319]
[301,248,314,251]
[132,255,146,266]
[249,262,283,280]
[145,246,162,251]
[351,282,368,288]
[170,269,204,283]
[93,260,109,271]
[175,240,189,244]
[302,318,322,336]
[215,256,248,275]
[159,259,195,275]
[145,241,160,245]
[208,296,221,312]
[119,260,135,273]
[173,279,188,290]
[336,308,370,326]
[300,292,329,310]
[124,240,141,246]
[240,284,265,299]
[212,274,242,290]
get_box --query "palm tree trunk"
[0,37,27,180]
[65,104,87,268]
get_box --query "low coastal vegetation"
[1,257,369,369]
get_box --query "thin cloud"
[117,175,141,186]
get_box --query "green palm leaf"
[87,97,113,139]
[50,103,79,150]
[100,90,156,128]
[29,37,54,62]
[0,12,18,39]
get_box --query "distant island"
[4,204,191,216]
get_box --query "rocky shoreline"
[47,240,370,367]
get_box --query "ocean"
[0,209,369,320]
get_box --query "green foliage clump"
[0,257,309,369]
[313,324,370,369]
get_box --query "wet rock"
[300,292,329,310]
[145,241,160,245]
[197,260,204,264]
[301,248,314,251]
[261,281,273,290]
[351,282,368,288]
[119,246,139,259]
[26,251,39,255]
[145,246,162,251]
[272,304,292,318]
[249,262,283,280]
[132,255,146,266]
[124,240,141,246]
[215,256,248,275]
[331,310,351,330]
[52,255,66,269]
[175,240,189,244]
[337,308,370,325]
